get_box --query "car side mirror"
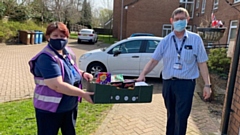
[113,50,121,57]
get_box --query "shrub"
[0,20,46,42]
[207,48,231,79]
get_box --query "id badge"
[173,63,182,70]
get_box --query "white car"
[79,36,163,78]
[78,29,98,44]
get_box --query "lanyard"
[64,56,76,77]
[172,36,186,60]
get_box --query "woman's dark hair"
[45,22,70,38]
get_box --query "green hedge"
[207,48,231,79]
[0,20,46,42]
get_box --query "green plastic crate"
[86,82,153,103]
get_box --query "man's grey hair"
[171,7,189,18]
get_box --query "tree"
[0,2,6,19]
[91,8,100,28]
[39,0,81,23]
[101,0,113,10]
[80,0,92,28]
[29,0,54,23]
[3,0,31,21]
[98,8,113,28]
[90,0,113,28]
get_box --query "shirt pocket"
[182,49,195,64]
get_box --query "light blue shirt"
[152,30,208,79]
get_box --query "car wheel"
[87,62,107,77]
[95,38,98,43]
[78,39,81,44]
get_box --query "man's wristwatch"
[204,84,212,88]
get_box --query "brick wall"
[113,0,240,44]
[113,0,179,39]
[224,59,240,134]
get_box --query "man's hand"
[83,72,93,81]
[203,87,212,100]
[136,74,146,82]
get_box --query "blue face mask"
[173,19,187,32]
[49,39,68,50]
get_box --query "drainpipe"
[120,0,139,40]
[120,0,124,40]
[221,23,240,135]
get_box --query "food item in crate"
[111,81,123,89]
[110,74,124,88]
[111,74,124,82]
[122,79,135,89]
[96,72,111,85]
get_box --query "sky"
[89,0,113,10]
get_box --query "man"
[137,7,211,135]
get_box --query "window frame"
[162,24,173,37]
[201,0,206,14]
[228,20,238,43]
[179,0,195,18]
[186,25,192,31]
[234,0,240,4]
[196,0,200,9]
[213,0,219,10]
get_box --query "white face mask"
[173,19,187,32]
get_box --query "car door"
[107,40,143,76]
[140,40,163,78]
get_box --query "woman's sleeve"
[35,54,62,79]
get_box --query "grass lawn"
[0,99,112,135]
[70,33,118,44]
[70,33,78,39]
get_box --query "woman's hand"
[83,72,93,81]
[82,91,94,104]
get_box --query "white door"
[107,40,143,76]
[140,40,163,78]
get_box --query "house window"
[213,0,219,10]
[162,24,172,37]
[234,0,240,3]
[228,20,238,43]
[201,0,206,14]
[186,25,192,31]
[179,0,194,18]
[196,0,200,9]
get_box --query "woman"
[29,22,94,135]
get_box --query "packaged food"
[96,72,111,85]
[122,79,135,89]
[110,81,123,89]
[111,74,124,82]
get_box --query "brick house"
[113,0,239,45]
[113,0,240,134]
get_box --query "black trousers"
[162,79,196,135]
[35,107,78,135]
